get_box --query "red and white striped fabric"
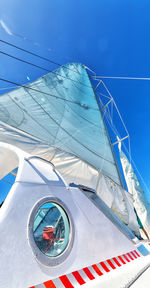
[29,249,142,288]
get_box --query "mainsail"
[0,63,140,236]
[0,63,121,188]
[119,142,150,238]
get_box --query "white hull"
[0,143,150,288]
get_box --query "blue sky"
[0,0,150,203]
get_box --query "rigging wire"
[101,80,130,139]
[98,95,125,184]
[97,91,111,100]
[0,47,97,106]
[98,96,131,187]
[0,39,73,71]
[0,50,91,89]
[102,79,132,164]
[0,37,149,192]
[0,21,96,79]
[0,39,85,77]
[43,75,102,129]
[0,74,148,192]
[0,59,106,166]
[95,80,131,163]
[97,90,150,194]
[21,82,114,164]
[8,62,146,190]
[0,50,101,142]
[0,39,96,105]
[93,75,150,81]
[95,79,149,188]
[1,178,13,185]
[0,21,95,80]
[4,96,113,168]
[0,84,114,166]
[0,77,97,110]
[0,86,16,91]
[97,89,128,145]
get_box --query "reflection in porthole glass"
[33,202,70,257]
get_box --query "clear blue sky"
[0,0,150,203]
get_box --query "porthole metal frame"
[28,197,75,266]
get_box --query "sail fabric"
[123,190,140,235]
[96,174,115,208]
[0,63,121,186]
[97,173,140,235]
[119,147,150,238]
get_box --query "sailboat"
[0,63,150,288]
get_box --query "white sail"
[0,63,142,236]
[123,189,140,235]
[0,63,121,189]
[97,173,140,236]
[119,143,150,238]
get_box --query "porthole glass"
[33,202,70,257]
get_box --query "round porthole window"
[33,202,70,257]
[28,198,74,266]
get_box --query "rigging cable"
[0,39,83,76]
[0,74,148,191]
[0,49,91,89]
[97,87,150,195]
[0,79,113,165]
[0,39,71,71]
[0,73,146,187]
[101,80,130,140]
[0,86,16,91]
[0,39,149,192]
[0,46,97,104]
[93,75,150,81]
[0,21,96,79]
[0,77,97,110]
[95,79,131,162]
[1,178,13,185]
[0,39,97,106]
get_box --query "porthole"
[28,197,74,266]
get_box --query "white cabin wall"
[0,174,137,288]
